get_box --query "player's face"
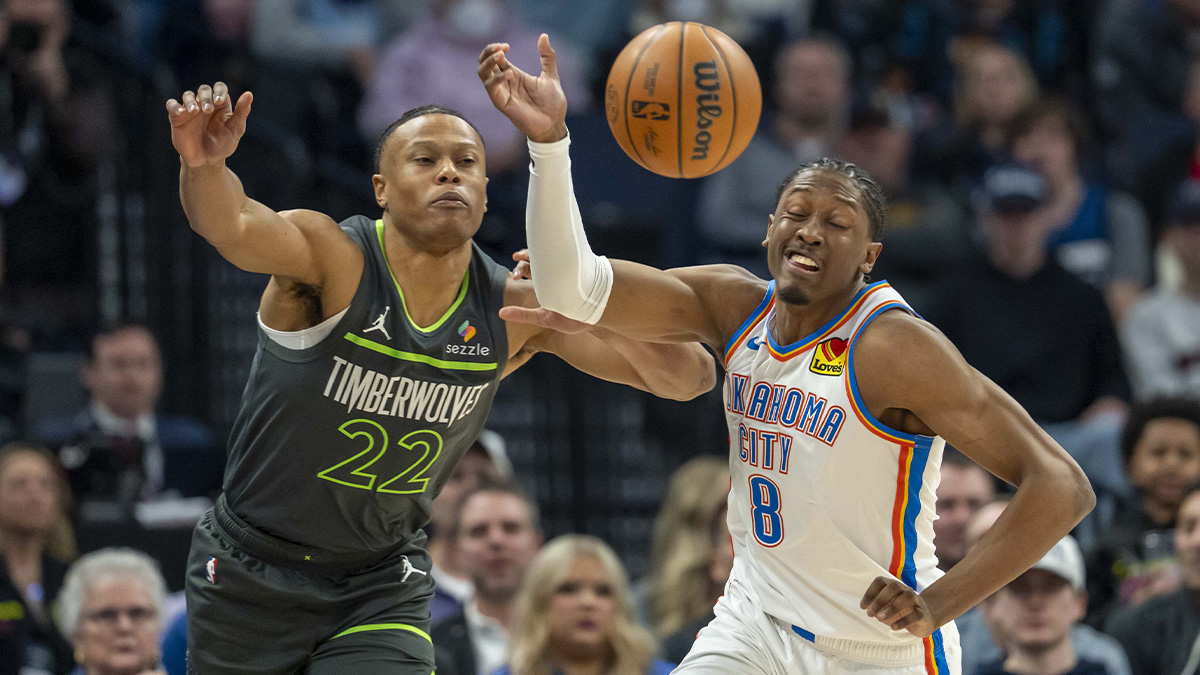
[457,492,541,601]
[1176,492,1200,588]
[74,576,161,674]
[545,554,618,659]
[1127,418,1200,512]
[373,115,488,253]
[763,170,880,306]
[0,452,60,535]
[988,570,1083,650]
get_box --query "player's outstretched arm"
[168,82,353,284]
[479,38,761,350]
[853,312,1095,637]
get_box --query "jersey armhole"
[844,303,934,445]
[723,281,775,365]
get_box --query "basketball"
[604,22,762,179]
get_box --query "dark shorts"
[185,496,435,675]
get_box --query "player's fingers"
[512,248,530,262]
[227,91,253,135]
[197,84,214,113]
[889,611,920,632]
[537,33,559,80]
[859,577,890,609]
[181,90,198,113]
[865,584,905,617]
[499,306,551,327]
[477,42,509,65]
[212,81,232,115]
[875,595,915,622]
[166,98,184,115]
[512,260,532,280]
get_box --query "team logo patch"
[631,101,671,120]
[809,337,847,376]
[206,557,217,584]
[458,320,476,343]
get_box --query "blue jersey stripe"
[723,281,774,361]
[900,435,934,589]
[932,628,951,674]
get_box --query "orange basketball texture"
[605,22,762,179]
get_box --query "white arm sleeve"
[526,134,613,325]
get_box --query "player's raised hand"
[860,576,936,637]
[499,304,591,335]
[166,82,253,168]
[478,34,568,143]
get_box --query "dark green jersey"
[223,215,509,555]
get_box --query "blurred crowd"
[2,0,1200,673]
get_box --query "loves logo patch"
[809,337,847,376]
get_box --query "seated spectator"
[926,163,1131,529]
[1086,397,1200,627]
[428,430,512,625]
[358,0,591,175]
[57,548,166,675]
[659,502,731,664]
[957,500,1132,675]
[433,476,542,675]
[641,456,728,637]
[1106,484,1200,675]
[697,36,851,277]
[933,448,996,572]
[32,325,221,515]
[912,43,1037,193]
[1007,97,1151,323]
[979,536,1118,675]
[498,535,673,675]
[0,443,75,675]
[1122,181,1200,398]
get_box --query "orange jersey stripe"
[888,442,915,576]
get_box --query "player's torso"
[721,280,947,647]
[224,216,509,554]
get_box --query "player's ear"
[762,213,774,248]
[372,174,387,210]
[483,176,489,213]
[860,241,882,275]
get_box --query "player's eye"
[459,157,476,165]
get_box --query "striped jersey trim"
[344,333,498,371]
[329,622,431,642]
[375,220,470,334]
[724,281,775,364]
[889,435,934,587]
[924,629,951,674]
[844,301,919,444]
[764,281,891,361]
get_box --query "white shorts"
[674,577,961,675]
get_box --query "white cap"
[1028,535,1085,591]
[473,429,512,478]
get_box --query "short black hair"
[450,475,541,539]
[1120,396,1200,464]
[373,105,484,173]
[1005,96,1092,159]
[86,323,157,362]
[775,158,887,242]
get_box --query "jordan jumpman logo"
[364,306,391,341]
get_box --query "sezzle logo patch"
[457,320,476,342]
[447,320,489,357]
[631,101,671,120]
[809,338,847,376]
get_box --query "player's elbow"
[653,347,717,401]
[1048,453,1096,526]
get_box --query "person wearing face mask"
[1106,483,1200,675]
[497,535,674,675]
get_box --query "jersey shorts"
[185,496,436,675]
[675,573,962,675]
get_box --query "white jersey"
[721,280,954,671]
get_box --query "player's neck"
[771,279,865,345]
[381,219,473,327]
[1002,638,1076,675]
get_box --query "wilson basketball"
[605,22,762,179]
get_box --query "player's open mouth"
[786,252,820,273]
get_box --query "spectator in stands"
[933,448,996,572]
[1106,483,1200,675]
[1092,0,1200,201]
[497,535,673,675]
[433,477,543,675]
[358,0,591,175]
[57,548,166,675]
[978,536,1118,675]
[659,502,731,664]
[696,36,851,277]
[32,325,220,511]
[957,500,1133,675]
[926,163,1131,535]
[1006,97,1151,323]
[912,43,1037,192]
[428,430,512,625]
[0,0,116,347]
[641,456,728,638]
[1086,397,1200,627]
[1123,181,1200,398]
[0,443,75,675]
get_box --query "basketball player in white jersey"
[479,37,1096,674]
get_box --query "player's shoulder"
[853,309,961,377]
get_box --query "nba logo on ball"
[206,557,217,584]
[606,22,762,178]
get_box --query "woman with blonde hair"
[498,535,673,675]
[0,442,78,674]
[644,456,728,638]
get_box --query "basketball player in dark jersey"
[164,82,716,674]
